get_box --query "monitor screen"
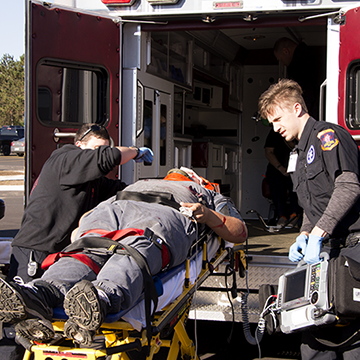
[283,268,307,303]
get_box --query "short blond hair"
[258,78,308,119]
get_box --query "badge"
[307,145,315,164]
[287,152,298,173]
[317,129,339,151]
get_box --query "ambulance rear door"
[337,5,360,143]
[25,1,121,202]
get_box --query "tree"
[0,54,25,127]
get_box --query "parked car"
[0,199,4,219]
[0,127,24,156]
[11,137,25,156]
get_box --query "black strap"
[116,190,180,210]
[315,328,360,349]
[61,236,120,254]
[121,243,158,352]
[61,236,157,350]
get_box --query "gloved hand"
[304,234,323,264]
[288,233,308,262]
[134,147,154,163]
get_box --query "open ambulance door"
[25,1,121,202]
[337,5,360,144]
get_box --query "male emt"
[259,79,360,359]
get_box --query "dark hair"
[273,37,298,52]
[74,124,110,144]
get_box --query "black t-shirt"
[12,144,126,253]
[264,128,293,176]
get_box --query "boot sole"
[15,319,55,342]
[63,280,102,332]
[0,278,26,323]
[63,319,95,346]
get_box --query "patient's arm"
[180,202,247,244]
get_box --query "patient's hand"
[180,202,209,223]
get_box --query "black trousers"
[7,245,49,282]
[1,246,49,360]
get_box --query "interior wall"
[240,65,279,219]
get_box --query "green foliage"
[0,54,25,127]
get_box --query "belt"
[345,231,360,247]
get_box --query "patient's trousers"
[32,235,163,313]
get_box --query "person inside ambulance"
[0,167,247,346]
[8,124,154,284]
[259,79,360,359]
[273,37,325,119]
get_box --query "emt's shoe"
[0,278,63,341]
[277,216,287,227]
[287,213,299,229]
[63,280,109,346]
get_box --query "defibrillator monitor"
[276,259,337,333]
[278,265,309,310]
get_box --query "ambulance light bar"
[101,0,136,5]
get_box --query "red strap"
[161,244,170,269]
[41,227,170,272]
[81,228,144,241]
[41,251,100,274]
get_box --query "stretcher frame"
[20,241,235,360]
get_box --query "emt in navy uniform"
[258,79,360,359]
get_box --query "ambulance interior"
[136,17,327,220]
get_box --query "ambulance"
[24,0,360,331]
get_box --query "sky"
[0,0,107,61]
[0,0,25,60]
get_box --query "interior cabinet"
[147,32,193,88]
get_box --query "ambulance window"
[144,100,153,165]
[160,104,167,166]
[346,62,360,129]
[36,61,108,126]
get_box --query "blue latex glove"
[304,234,323,264]
[289,234,308,262]
[134,147,154,163]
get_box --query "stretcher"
[20,238,239,360]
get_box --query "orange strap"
[164,172,220,192]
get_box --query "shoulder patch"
[317,129,339,151]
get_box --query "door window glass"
[36,60,108,126]
[346,62,360,129]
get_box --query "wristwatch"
[130,146,140,159]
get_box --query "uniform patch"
[317,129,339,151]
[307,145,315,164]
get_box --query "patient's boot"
[0,278,63,341]
[63,280,109,346]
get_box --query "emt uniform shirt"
[290,117,360,238]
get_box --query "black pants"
[2,246,49,360]
[7,245,49,282]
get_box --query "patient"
[0,168,247,346]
